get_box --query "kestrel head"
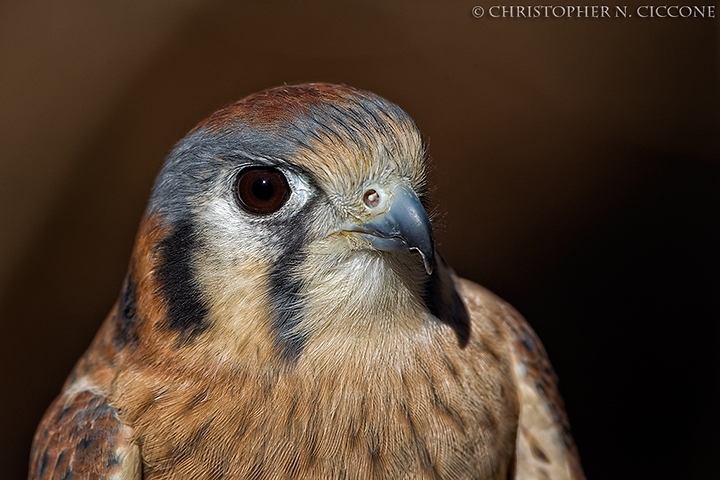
[126,83,466,367]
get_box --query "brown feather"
[29,389,139,480]
[456,278,585,480]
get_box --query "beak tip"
[411,247,435,276]
[424,261,434,276]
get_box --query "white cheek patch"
[196,167,315,263]
[203,198,280,261]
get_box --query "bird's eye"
[235,167,290,215]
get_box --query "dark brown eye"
[235,167,290,215]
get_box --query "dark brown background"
[1,1,717,478]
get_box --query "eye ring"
[234,167,291,215]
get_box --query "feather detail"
[456,278,585,480]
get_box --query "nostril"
[363,189,380,208]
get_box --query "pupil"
[252,177,274,201]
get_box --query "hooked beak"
[347,186,435,275]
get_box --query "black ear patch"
[155,218,210,344]
[422,252,471,347]
[113,274,140,348]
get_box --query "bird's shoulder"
[455,277,584,480]
[29,383,140,480]
[29,305,141,480]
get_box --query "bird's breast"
[115,321,519,479]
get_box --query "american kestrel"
[29,83,583,479]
